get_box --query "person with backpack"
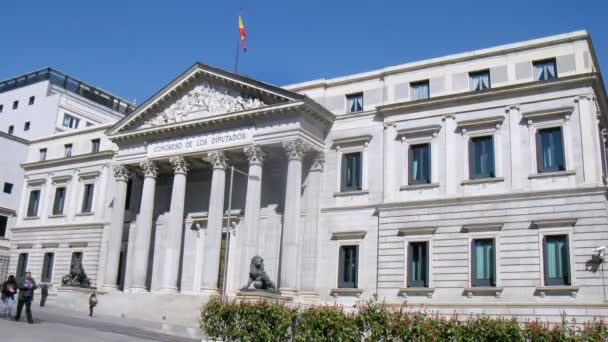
[15,272,37,324]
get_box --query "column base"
[200,288,220,296]
[156,287,179,294]
[128,286,149,293]
[279,288,298,298]
[299,291,321,304]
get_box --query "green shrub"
[200,297,608,342]
[294,305,360,342]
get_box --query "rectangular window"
[341,152,362,192]
[125,179,133,210]
[39,148,47,161]
[469,70,491,91]
[3,182,13,194]
[408,143,431,185]
[408,242,429,288]
[29,96,35,105]
[346,93,364,113]
[469,136,495,179]
[62,113,80,129]
[12,101,18,110]
[338,245,358,288]
[534,59,557,81]
[64,144,73,158]
[8,125,14,135]
[16,253,28,280]
[410,80,430,100]
[543,235,570,286]
[81,184,95,213]
[91,139,100,153]
[41,252,54,282]
[24,121,30,131]
[26,190,40,217]
[0,215,7,238]
[52,187,66,215]
[536,127,565,173]
[471,239,496,287]
[0,104,3,113]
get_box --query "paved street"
[0,305,201,342]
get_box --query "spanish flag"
[238,12,247,52]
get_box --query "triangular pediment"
[107,62,312,137]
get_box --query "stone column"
[158,156,189,293]
[507,105,523,190]
[279,140,306,295]
[200,151,228,294]
[300,152,324,297]
[443,114,458,195]
[239,145,265,286]
[129,160,158,292]
[576,95,601,184]
[103,165,130,289]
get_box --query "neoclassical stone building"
[9,31,608,327]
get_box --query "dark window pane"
[41,253,54,282]
[408,242,429,287]
[469,70,491,91]
[537,127,565,172]
[3,182,13,194]
[346,93,364,113]
[411,80,430,100]
[470,136,495,179]
[12,101,18,110]
[338,245,358,288]
[91,139,100,153]
[409,144,431,184]
[53,187,66,215]
[82,184,94,213]
[0,215,7,238]
[544,235,570,286]
[341,152,362,191]
[534,59,557,81]
[472,239,495,287]
[29,96,35,105]
[16,253,28,279]
[27,190,40,217]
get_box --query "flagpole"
[234,36,240,74]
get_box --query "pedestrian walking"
[15,272,37,324]
[1,275,17,318]
[88,291,97,317]
[39,284,48,307]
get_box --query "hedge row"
[200,297,608,342]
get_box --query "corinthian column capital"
[170,156,189,174]
[244,145,265,165]
[112,164,130,182]
[140,160,158,178]
[208,151,228,169]
[311,152,325,172]
[282,139,307,160]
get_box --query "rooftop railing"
[0,67,135,115]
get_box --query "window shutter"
[469,139,475,179]
[491,240,496,286]
[355,153,362,190]
[338,247,345,288]
[556,128,565,171]
[471,239,477,286]
[340,154,347,191]
[425,144,431,183]
[543,236,549,285]
[563,237,571,285]
[353,246,359,288]
[408,147,414,185]
[536,131,544,173]
[407,243,413,287]
[424,242,429,287]
[488,138,496,178]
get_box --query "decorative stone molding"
[399,288,435,298]
[140,160,158,178]
[170,156,189,174]
[463,287,504,298]
[535,286,579,298]
[112,164,130,182]
[530,218,577,229]
[461,177,505,185]
[457,116,504,133]
[397,227,436,236]
[528,170,576,179]
[244,145,265,165]
[330,231,367,240]
[461,223,503,233]
[330,288,363,298]
[311,152,325,171]
[208,151,228,169]
[396,125,442,140]
[332,134,372,147]
[521,106,573,125]
[142,82,265,128]
[282,139,307,160]
[400,183,440,191]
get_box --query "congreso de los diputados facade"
[4,31,608,327]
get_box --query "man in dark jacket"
[15,272,37,324]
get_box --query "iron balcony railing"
[0,67,135,115]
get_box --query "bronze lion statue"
[241,256,276,291]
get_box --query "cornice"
[378,74,604,116]
[0,131,29,145]
[22,150,114,171]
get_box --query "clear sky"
[2,0,607,104]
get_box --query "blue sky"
[2,0,607,104]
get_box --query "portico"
[102,62,334,300]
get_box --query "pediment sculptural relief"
[141,82,266,128]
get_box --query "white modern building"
[8,31,608,327]
[0,68,134,281]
